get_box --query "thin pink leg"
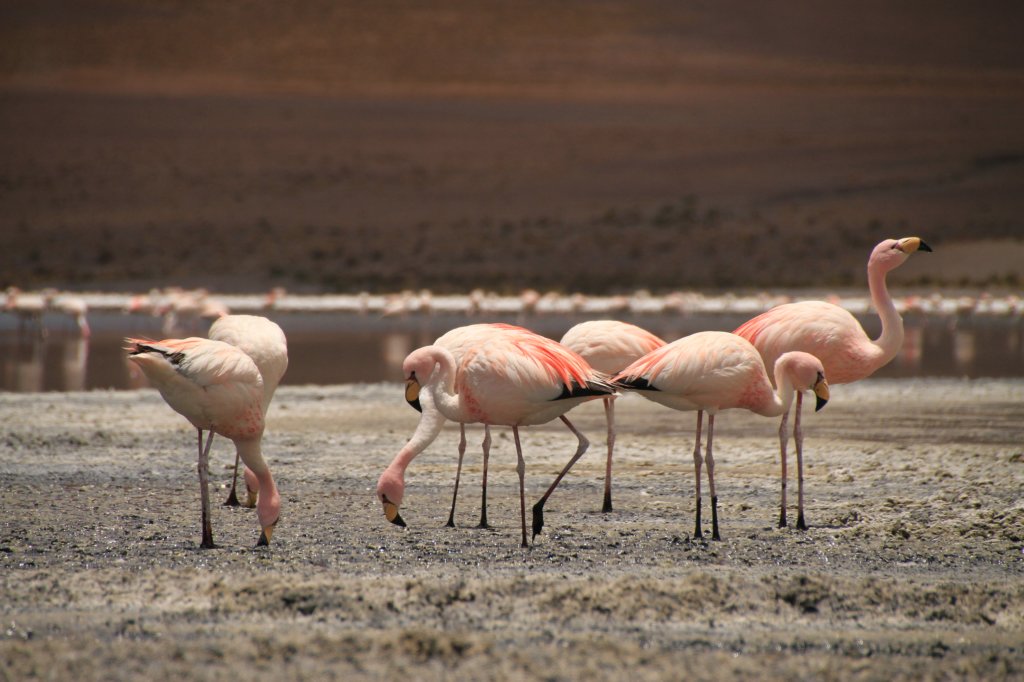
[778,409,790,528]
[794,392,808,530]
[513,426,528,548]
[197,429,216,549]
[531,415,589,540]
[692,410,704,540]
[478,425,492,529]
[446,423,468,527]
[602,397,616,513]
[705,414,720,541]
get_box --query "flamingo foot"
[693,498,703,540]
[778,509,788,528]
[711,496,721,541]
[796,512,808,531]
[223,486,241,507]
[477,509,490,530]
[602,490,613,514]
[531,501,545,539]
[444,514,456,528]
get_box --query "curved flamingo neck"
[867,260,904,367]
[383,392,448,485]
[759,362,797,417]
[425,351,469,423]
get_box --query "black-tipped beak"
[813,374,830,412]
[382,497,407,527]
[405,375,422,413]
[918,240,932,252]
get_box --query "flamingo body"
[379,325,613,546]
[735,237,931,385]
[560,320,665,511]
[616,331,829,539]
[127,329,283,548]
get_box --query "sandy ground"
[1,379,1022,680]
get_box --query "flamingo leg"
[706,414,720,541]
[602,396,616,513]
[223,453,241,507]
[794,391,808,530]
[692,410,704,540]
[531,415,590,540]
[513,426,528,548]
[445,423,468,527]
[778,409,791,528]
[197,429,216,549]
[478,425,492,529]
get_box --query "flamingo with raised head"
[615,331,829,540]
[377,325,614,547]
[207,315,289,507]
[126,334,282,549]
[734,236,931,528]
[559,320,665,512]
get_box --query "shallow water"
[2,309,1022,392]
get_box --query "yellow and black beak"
[382,495,406,528]
[405,373,422,413]
[256,518,279,547]
[813,372,830,412]
[898,236,932,254]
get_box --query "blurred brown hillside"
[2,1,1023,293]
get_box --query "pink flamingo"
[615,331,829,540]
[560,320,665,512]
[126,335,281,549]
[207,315,289,508]
[430,323,509,529]
[377,325,614,547]
[734,236,931,527]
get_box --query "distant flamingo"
[560,320,665,512]
[126,335,281,548]
[377,325,614,547]
[615,331,829,540]
[42,290,91,339]
[4,287,47,338]
[207,315,289,507]
[734,236,931,527]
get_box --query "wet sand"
[2,379,1022,680]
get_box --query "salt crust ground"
[1,379,1022,680]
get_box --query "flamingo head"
[376,469,407,528]
[870,236,932,273]
[402,346,444,413]
[777,352,830,411]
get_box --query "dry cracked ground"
[1,379,1023,680]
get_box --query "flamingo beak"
[899,237,932,254]
[405,374,422,413]
[256,518,278,547]
[382,496,407,527]
[813,374,830,412]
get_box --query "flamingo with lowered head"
[207,315,288,508]
[126,333,282,549]
[559,320,665,512]
[377,324,614,547]
[615,331,829,540]
[734,236,931,528]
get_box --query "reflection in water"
[0,311,1022,392]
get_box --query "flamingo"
[41,290,91,339]
[559,320,666,512]
[734,236,931,527]
[377,325,614,547]
[430,323,509,529]
[126,334,282,549]
[615,331,829,540]
[4,287,47,338]
[207,315,289,507]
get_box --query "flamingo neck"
[760,363,798,417]
[425,353,468,423]
[868,261,904,366]
[235,439,279,527]
[383,395,448,483]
